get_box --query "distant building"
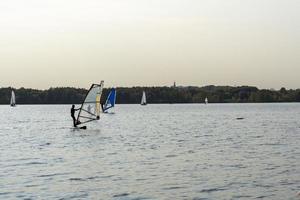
[173,82,176,88]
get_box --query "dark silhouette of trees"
[0,85,299,104]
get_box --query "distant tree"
[280,87,287,94]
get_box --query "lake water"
[0,104,299,199]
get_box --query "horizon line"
[1,85,299,91]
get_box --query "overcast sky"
[0,0,299,89]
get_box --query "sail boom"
[78,119,97,125]
[81,109,98,117]
[78,116,97,120]
[103,105,113,111]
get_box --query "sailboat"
[205,97,208,104]
[76,81,104,129]
[141,91,147,105]
[103,88,116,113]
[10,90,16,107]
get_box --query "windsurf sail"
[103,88,116,112]
[76,81,104,125]
[10,90,16,107]
[141,91,147,105]
[205,97,208,104]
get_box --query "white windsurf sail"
[10,90,16,107]
[141,91,147,105]
[205,97,208,104]
[76,81,104,125]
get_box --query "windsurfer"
[71,104,80,127]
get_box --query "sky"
[0,0,299,89]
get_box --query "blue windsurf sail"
[103,88,116,112]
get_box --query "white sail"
[141,91,147,105]
[10,91,16,106]
[205,97,208,104]
[76,81,104,125]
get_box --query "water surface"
[0,104,299,199]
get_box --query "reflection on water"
[0,104,300,199]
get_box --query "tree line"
[0,85,299,104]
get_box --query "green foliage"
[0,85,299,104]
[0,87,87,104]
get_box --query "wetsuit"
[71,107,77,127]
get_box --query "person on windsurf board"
[71,104,80,127]
[72,82,104,129]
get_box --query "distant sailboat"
[10,90,16,107]
[141,91,147,105]
[205,97,208,104]
[103,88,116,113]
